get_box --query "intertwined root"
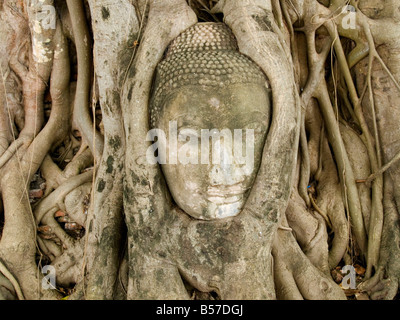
[1,0,400,300]
[273,220,346,300]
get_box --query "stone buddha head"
[150,23,271,220]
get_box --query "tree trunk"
[0,0,399,300]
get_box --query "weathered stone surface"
[150,23,269,128]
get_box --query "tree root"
[272,215,346,300]
[0,139,25,169]
[315,132,350,269]
[0,0,399,301]
[0,259,24,300]
[50,238,85,288]
[325,21,383,278]
[66,0,103,161]
[340,123,372,232]
[34,170,93,224]
[286,190,330,273]
[359,175,400,299]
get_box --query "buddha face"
[155,83,271,220]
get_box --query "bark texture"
[0,0,399,300]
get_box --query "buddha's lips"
[207,195,242,205]
[206,184,249,200]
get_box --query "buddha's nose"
[208,138,246,186]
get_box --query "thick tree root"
[272,216,346,300]
[0,0,400,301]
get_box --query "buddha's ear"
[221,1,301,228]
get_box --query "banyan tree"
[0,0,399,300]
